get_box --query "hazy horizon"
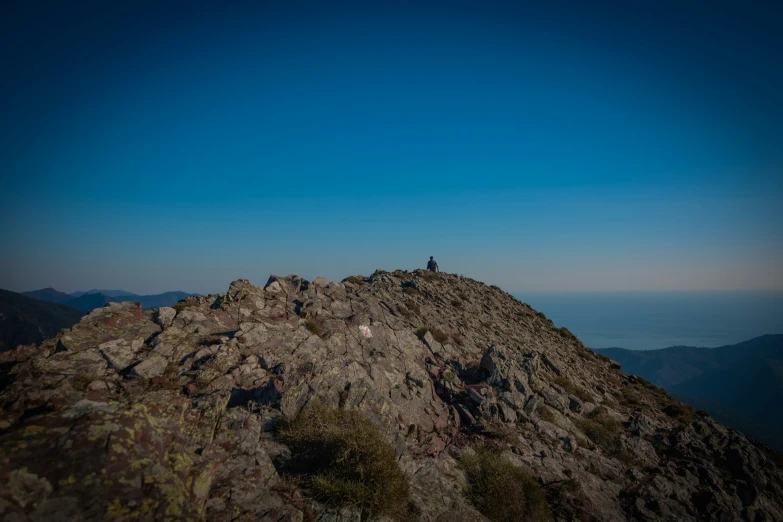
[2,1,781,295]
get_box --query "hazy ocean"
[512,291,783,351]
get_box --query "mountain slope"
[0,288,84,352]
[0,271,781,521]
[62,292,113,311]
[597,336,783,448]
[21,287,74,304]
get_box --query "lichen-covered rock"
[0,271,781,521]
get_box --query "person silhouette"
[426,256,439,272]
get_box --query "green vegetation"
[403,286,421,296]
[304,319,326,339]
[396,304,413,318]
[662,402,695,424]
[537,404,557,423]
[343,276,366,286]
[555,326,577,341]
[574,407,635,463]
[173,299,199,313]
[416,326,449,344]
[460,448,550,522]
[277,402,410,520]
[199,335,223,346]
[550,376,592,403]
[419,270,439,281]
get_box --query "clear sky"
[1,0,781,295]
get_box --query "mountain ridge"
[1,270,781,521]
[23,288,195,311]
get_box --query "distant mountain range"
[0,289,84,352]
[70,289,138,298]
[21,287,195,311]
[596,334,783,450]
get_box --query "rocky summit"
[1,270,782,521]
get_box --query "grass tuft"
[550,376,592,403]
[277,402,410,520]
[304,319,326,339]
[460,448,550,522]
[342,276,366,286]
[574,407,635,463]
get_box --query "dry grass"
[342,276,366,286]
[403,286,421,296]
[304,319,326,339]
[550,376,592,403]
[460,448,550,522]
[173,299,199,313]
[396,304,413,318]
[574,407,635,463]
[277,402,410,520]
[538,404,557,423]
[416,326,449,344]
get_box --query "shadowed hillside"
[0,289,84,352]
[597,335,783,449]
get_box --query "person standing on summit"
[427,256,439,272]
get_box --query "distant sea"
[512,291,783,351]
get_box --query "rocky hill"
[1,270,781,521]
[0,289,84,352]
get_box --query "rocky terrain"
[1,270,782,521]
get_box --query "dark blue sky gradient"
[1,1,781,294]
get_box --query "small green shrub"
[343,276,366,286]
[460,448,550,522]
[574,407,634,463]
[173,299,199,313]
[555,327,576,340]
[416,326,449,344]
[403,286,421,296]
[69,373,92,392]
[538,404,557,423]
[662,402,695,424]
[278,402,410,520]
[304,319,326,339]
[458,292,470,302]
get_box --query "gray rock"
[155,307,176,328]
[132,355,167,378]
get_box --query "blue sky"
[1,1,781,294]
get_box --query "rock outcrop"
[1,270,782,521]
